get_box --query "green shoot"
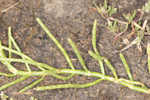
[119,78,146,87]
[35,79,103,91]
[92,20,105,74]
[147,43,150,73]
[0,41,18,74]
[120,53,133,81]
[107,5,117,16]
[8,27,31,72]
[0,76,29,91]
[95,0,117,18]
[8,27,12,58]
[103,57,118,79]
[107,19,118,33]
[0,72,15,77]
[123,10,137,23]
[68,38,88,72]
[19,76,45,93]
[92,20,98,53]
[36,18,75,70]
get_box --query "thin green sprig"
[0,76,29,91]
[95,0,117,18]
[35,79,103,91]
[36,18,75,70]
[8,27,31,72]
[120,53,133,80]
[147,43,150,73]
[19,76,45,93]
[68,38,88,72]
[0,41,18,74]
[92,20,105,75]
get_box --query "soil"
[0,0,150,100]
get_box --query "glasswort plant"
[0,18,149,94]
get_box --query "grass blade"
[0,72,15,77]
[88,50,105,74]
[88,50,101,60]
[0,41,18,74]
[119,81,150,94]
[92,19,98,53]
[8,27,12,58]
[120,53,133,80]
[0,76,29,91]
[119,78,146,88]
[147,42,150,73]
[103,57,118,79]
[92,20,105,74]
[19,76,45,93]
[35,79,103,91]
[36,18,74,70]
[16,70,73,81]
[8,27,31,72]
[0,57,73,80]
[1,46,55,71]
[36,18,75,80]
[68,38,88,72]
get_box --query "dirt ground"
[0,0,150,100]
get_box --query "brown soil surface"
[0,0,150,100]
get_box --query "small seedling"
[95,0,149,54]
[95,0,117,18]
[142,0,150,13]
[123,10,137,23]
[107,19,118,33]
